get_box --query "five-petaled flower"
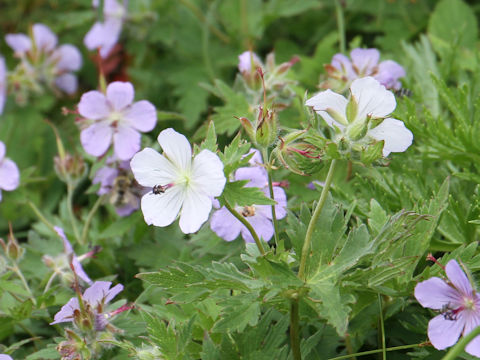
[415,259,480,357]
[0,141,20,202]
[5,23,82,94]
[130,128,226,234]
[324,48,405,92]
[210,149,287,243]
[305,76,413,157]
[77,81,157,161]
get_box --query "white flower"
[130,128,226,234]
[305,76,413,156]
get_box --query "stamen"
[426,253,446,271]
[153,183,173,195]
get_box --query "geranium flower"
[130,128,226,234]
[0,141,20,202]
[0,57,6,114]
[415,260,480,357]
[0,355,13,360]
[305,76,413,157]
[5,23,82,94]
[210,149,287,243]
[238,51,263,75]
[77,81,157,161]
[84,0,126,58]
[324,48,405,92]
[50,281,123,331]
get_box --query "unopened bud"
[237,116,255,142]
[255,107,278,148]
[347,120,369,141]
[54,152,86,184]
[5,232,24,261]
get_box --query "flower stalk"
[290,298,302,360]
[442,325,480,360]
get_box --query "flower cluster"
[131,128,226,234]
[322,48,405,92]
[77,81,157,161]
[5,23,82,97]
[0,141,20,202]
[210,150,287,243]
[415,260,480,357]
[306,76,413,158]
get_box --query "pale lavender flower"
[415,260,480,356]
[84,0,126,58]
[325,48,405,91]
[0,57,6,114]
[5,23,82,94]
[50,281,123,330]
[210,149,287,243]
[0,141,20,202]
[238,51,263,75]
[77,81,157,161]
[93,157,143,216]
[0,355,13,360]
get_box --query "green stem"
[262,148,279,248]
[335,0,346,53]
[224,200,265,255]
[27,201,57,234]
[67,183,81,244]
[80,195,104,245]
[328,343,423,360]
[378,294,386,360]
[290,299,302,360]
[43,272,57,294]
[298,159,337,280]
[345,334,356,360]
[442,324,480,360]
[10,264,37,306]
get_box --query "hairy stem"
[224,200,265,255]
[27,201,57,234]
[10,264,37,306]
[442,324,480,360]
[298,159,337,280]
[67,183,81,244]
[81,195,104,245]
[262,148,280,248]
[290,299,302,360]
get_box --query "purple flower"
[0,141,20,202]
[238,51,263,75]
[77,81,157,161]
[5,23,82,94]
[93,157,143,216]
[0,57,6,114]
[210,149,287,243]
[414,260,480,356]
[0,355,13,360]
[50,281,123,331]
[84,0,125,58]
[325,48,405,91]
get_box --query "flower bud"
[5,232,24,261]
[255,107,278,148]
[346,120,369,141]
[54,152,87,184]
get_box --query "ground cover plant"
[2,0,480,359]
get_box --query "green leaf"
[25,347,60,359]
[200,121,218,152]
[212,294,261,333]
[98,211,141,239]
[221,181,276,207]
[220,133,251,177]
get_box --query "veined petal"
[157,128,192,172]
[55,73,78,94]
[331,53,355,80]
[210,206,242,241]
[78,91,110,120]
[350,48,379,75]
[240,214,273,243]
[305,90,348,128]
[113,126,141,161]
[463,311,480,357]
[83,281,112,305]
[350,77,396,121]
[72,258,93,285]
[428,313,465,350]
[0,159,20,191]
[238,50,263,73]
[106,82,134,111]
[235,167,267,188]
[414,277,463,310]
[50,297,79,324]
[124,100,157,132]
[33,23,57,53]
[54,44,82,72]
[375,60,405,90]
[192,149,226,197]
[446,260,474,297]
[368,118,413,156]
[80,122,113,157]
[5,33,31,54]
[104,283,123,303]
[130,148,178,187]
[141,186,184,227]
[179,188,212,234]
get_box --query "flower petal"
[0,141,5,161]
[350,77,396,121]
[55,73,78,94]
[123,100,157,132]
[80,122,113,157]
[54,44,82,72]
[210,206,242,241]
[375,60,405,90]
[331,53,355,80]
[78,91,110,120]
[50,297,79,324]
[305,89,348,128]
[414,277,463,310]
[106,81,134,111]
[238,51,263,73]
[157,128,192,171]
[0,57,6,115]
[0,355,13,360]
[191,149,226,197]
[241,214,273,243]
[72,258,93,285]
[97,18,122,58]
[179,188,212,234]
[446,260,474,297]
[368,118,413,156]
[83,281,112,305]
[130,148,178,187]
[350,48,379,75]
[0,159,20,191]
[140,186,184,227]
[113,126,141,161]
[428,313,465,350]
[33,23,57,52]
[235,167,267,188]
[93,166,118,195]
[104,283,123,303]
[5,33,31,54]
[464,310,480,357]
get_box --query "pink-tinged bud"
[236,116,256,142]
[275,55,300,75]
[255,106,278,148]
[54,152,86,184]
[5,229,24,261]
